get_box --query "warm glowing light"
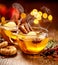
[38,11,43,16]
[36,13,42,20]
[48,15,53,21]
[33,12,38,18]
[30,9,38,16]
[30,10,34,16]
[34,19,39,24]
[21,13,26,19]
[30,9,42,21]
[43,13,48,19]
[32,9,38,14]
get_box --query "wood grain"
[0,50,58,65]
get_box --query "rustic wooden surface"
[0,0,58,65]
[0,29,58,65]
[0,50,58,65]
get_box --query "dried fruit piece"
[0,41,8,48]
[0,46,17,56]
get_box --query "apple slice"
[8,7,20,23]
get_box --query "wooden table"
[0,50,58,65]
[0,29,58,65]
[0,0,58,65]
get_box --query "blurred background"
[0,0,58,29]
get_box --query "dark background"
[0,0,58,29]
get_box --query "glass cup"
[18,27,49,54]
